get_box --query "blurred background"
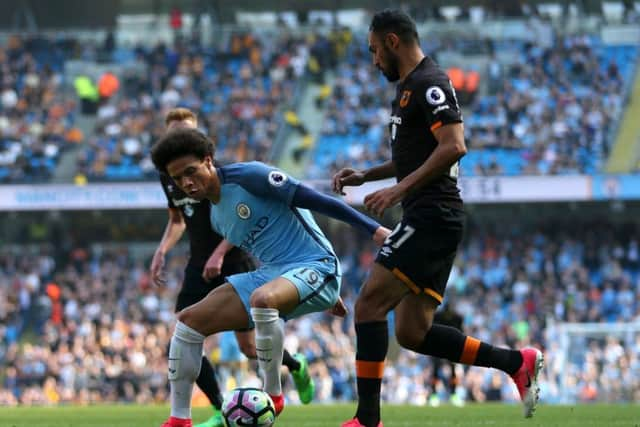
[0,0,639,409]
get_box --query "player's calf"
[165,321,206,424]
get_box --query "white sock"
[251,307,284,397]
[169,321,205,419]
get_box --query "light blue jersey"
[211,162,339,270]
[210,162,342,321]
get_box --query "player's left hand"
[326,297,348,317]
[202,253,224,281]
[364,185,406,217]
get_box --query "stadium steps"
[52,113,97,183]
[275,72,335,178]
[606,63,640,173]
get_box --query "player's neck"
[207,169,221,204]
[399,48,425,82]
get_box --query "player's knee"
[395,324,428,351]
[354,285,388,322]
[353,297,368,321]
[249,288,277,309]
[239,341,256,359]
[354,296,381,322]
[176,307,201,331]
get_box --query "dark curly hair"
[151,128,215,174]
[369,9,419,44]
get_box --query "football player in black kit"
[333,10,544,427]
[151,108,316,427]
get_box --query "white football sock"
[169,320,205,419]
[251,307,284,396]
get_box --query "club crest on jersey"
[268,170,287,187]
[184,204,194,217]
[399,90,412,108]
[236,203,251,220]
[426,86,446,105]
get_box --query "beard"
[379,47,400,82]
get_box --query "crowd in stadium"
[0,35,81,183]
[1,220,639,405]
[1,3,639,415]
[312,33,637,178]
[1,20,637,183]
[73,30,349,182]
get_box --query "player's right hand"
[373,226,392,246]
[202,251,224,281]
[150,250,167,287]
[332,168,365,195]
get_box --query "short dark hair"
[369,9,419,44]
[151,128,215,174]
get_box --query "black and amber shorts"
[375,219,463,304]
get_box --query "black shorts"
[375,218,463,304]
[175,258,256,312]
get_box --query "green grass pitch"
[0,403,638,427]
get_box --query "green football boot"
[194,408,224,427]
[290,353,315,404]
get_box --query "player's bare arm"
[151,207,186,286]
[364,123,466,216]
[332,160,396,195]
[202,239,234,281]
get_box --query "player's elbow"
[452,140,467,159]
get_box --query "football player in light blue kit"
[151,128,389,427]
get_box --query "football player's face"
[368,31,400,82]
[167,154,215,200]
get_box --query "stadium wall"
[2,175,640,211]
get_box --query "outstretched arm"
[292,184,385,241]
[222,162,389,243]
[332,160,396,195]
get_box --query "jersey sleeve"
[415,74,463,132]
[159,173,176,208]
[291,184,380,235]
[221,162,300,204]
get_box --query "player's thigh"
[354,262,410,323]
[393,253,459,349]
[249,275,300,313]
[177,283,250,336]
[376,219,462,306]
[279,261,341,320]
[226,268,273,325]
[394,292,439,350]
[234,329,256,359]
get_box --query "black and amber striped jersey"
[388,55,464,225]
